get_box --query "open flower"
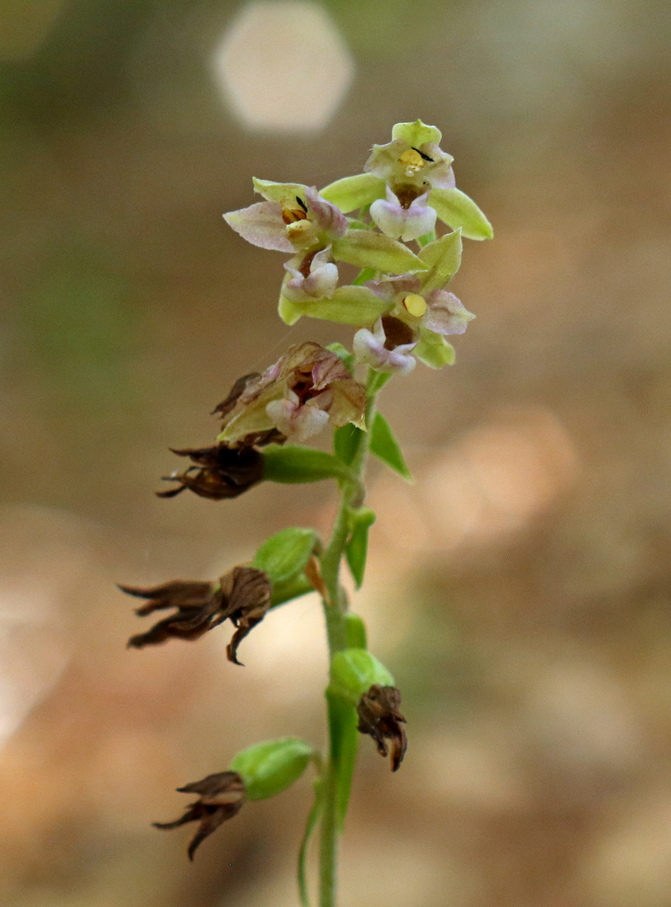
[224,182,347,254]
[153,771,246,860]
[356,684,407,772]
[353,316,417,375]
[122,565,272,665]
[365,120,456,194]
[217,342,366,446]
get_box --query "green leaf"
[253,527,318,588]
[333,424,364,466]
[263,444,360,486]
[329,649,395,706]
[418,229,463,292]
[332,231,428,274]
[325,342,355,374]
[344,613,367,649]
[429,187,493,240]
[370,411,413,482]
[414,329,456,369]
[284,285,390,327]
[392,119,442,147]
[319,173,385,213]
[346,506,376,588]
[230,737,315,800]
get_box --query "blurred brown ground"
[1,1,671,905]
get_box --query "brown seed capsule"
[356,684,407,771]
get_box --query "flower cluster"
[225,120,491,375]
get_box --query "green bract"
[346,506,376,588]
[418,229,463,292]
[230,738,315,801]
[369,411,413,482]
[278,285,391,327]
[329,649,395,706]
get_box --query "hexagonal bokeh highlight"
[212,1,354,131]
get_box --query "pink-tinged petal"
[370,188,436,242]
[364,139,406,181]
[265,394,330,443]
[304,187,348,238]
[420,143,456,189]
[283,248,339,301]
[223,202,294,252]
[424,290,475,336]
[365,274,421,301]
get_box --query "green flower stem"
[317,377,380,907]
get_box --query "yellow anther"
[403,294,427,318]
[398,148,424,176]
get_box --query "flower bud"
[230,737,315,801]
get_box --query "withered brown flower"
[157,443,266,500]
[121,566,271,665]
[356,684,407,771]
[153,770,246,860]
[217,342,367,446]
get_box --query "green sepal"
[319,173,385,213]
[370,411,413,482]
[262,444,360,487]
[252,177,307,203]
[344,613,367,649]
[329,648,395,707]
[392,119,442,147]
[346,506,376,588]
[333,424,364,466]
[414,328,456,369]
[279,285,390,327]
[325,342,355,374]
[253,527,318,588]
[418,229,462,292]
[429,187,493,240]
[230,737,315,801]
[332,231,428,275]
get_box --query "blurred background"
[1,0,671,904]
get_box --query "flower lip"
[152,770,246,860]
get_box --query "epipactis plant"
[121,120,492,907]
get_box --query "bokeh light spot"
[212,1,354,131]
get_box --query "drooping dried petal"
[357,684,407,771]
[123,566,272,664]
[153,770,246,860]
[157,444,266,499]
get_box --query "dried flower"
[122,566,272,665]
[217,342,366,446]
[157,444,266,500]
[153,771,246,860]
[356,684,407,771]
